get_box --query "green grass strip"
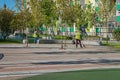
[102,42,120,50]
[18,68,120,80]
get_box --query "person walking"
[33,30,39,44]
[75,30,83,48]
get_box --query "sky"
[0,0,16,11]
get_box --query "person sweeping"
[75,30,85,48]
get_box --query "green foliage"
[15,0,98,30]
[0,38,22,43]
[0,9,14,40]
[58,0,83,27]
[102,41,120,51]
[11,12,24,31]
[29,0,57,27]
[84,35,100,40]
[113,28,120,41]
[54,35,72,40]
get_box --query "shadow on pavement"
[0,53,4,60]
[33,51,117,54]
[31,59,120,65]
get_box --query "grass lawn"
[102,42,120,51]
[18,68,120,80]
[109,43,120,49]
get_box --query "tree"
[11,12,24,33]
[82,2,101,33]
[0,9,14,40]
[11,11,33,33]
[56,0,95,29]
[56,0,79,26]
[28,0,42,27]
[55,0,84,48]
[14,0,35,47]
[29,0,58,30]
[15,0,33,30]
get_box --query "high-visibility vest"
[75,32,81,40]
[33,33,37,38]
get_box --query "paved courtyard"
[0,44,120,80]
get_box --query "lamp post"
[104,9,111,44]
[22,0,29,47]
[59,9,64,49]
[105,13,109,44]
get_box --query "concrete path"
[0,44,120,80]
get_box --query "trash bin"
[23,39,28,44]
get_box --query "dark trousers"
[75,39,83,48]
[34,37,38,43]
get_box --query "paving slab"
[0,44,120,80]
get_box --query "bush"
[54,35,72,40]
[113,28,120,41]
[84,36,100,40]
[0,38,22,43]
